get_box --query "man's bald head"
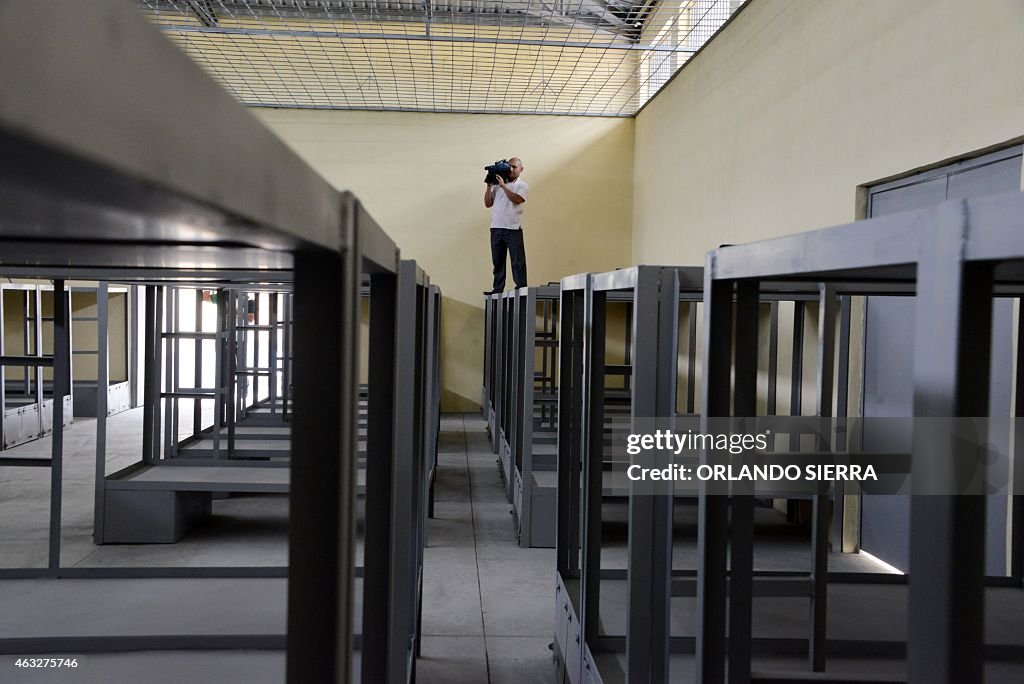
[508,157,524,180]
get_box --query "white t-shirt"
[490,179,529,230]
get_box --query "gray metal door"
[861,146,1022,574]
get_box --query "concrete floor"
[0,411,557,683]
[0,407,290,569]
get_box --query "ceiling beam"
[143,0,636,39]
[158,22,695,52]
[181,0,219,26]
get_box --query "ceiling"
[139,0,739,116]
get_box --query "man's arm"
[496,176,525,205]
[484,183,495,208]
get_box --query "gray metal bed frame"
[694,192,1024,683]
[0,2,439,682]
[506,272,837,550]
[552,194,1024,683]
[551,266,839,684]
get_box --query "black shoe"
[483,289,502,295]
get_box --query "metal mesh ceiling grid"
[139,0,737,116]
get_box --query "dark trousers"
[490,228,528,291]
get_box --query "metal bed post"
[416,283,431,656]
[252,293,261,410]
[425,284,440,520]
[282,292,293,420]
[696,267,733,684]
[92,283,109,545]
[809,283,838,672]
[210,288,226,458]
[408,266,428,675]
[727,280,760,683]
[1013,299,1024,585]
[22,289,31,399]
[483,293,492,417]
[286,248,360,682]
[623,299,634,393]
[907,213,991,684]
[500,293,514,467]
[492,294,504,454]
[33,286,43,439]
[363,258,424,684]
[491,294,501,441]
[129,286,139,409]
[506,289,522,500]
[784,300,807,523]
[47,280,69,571]
[227,289,238,457]
[269,292,279,415]
[624,267,678,682]
[767,302,779,416]
[163,287,176,460]
[142,286,161,466]
[833,295,854,553]
[556,277,587,579]
[686,301,698,414]
[193,289,204,440]
[580,278,605,657]
[517,287,537,546]
[538,297,548,426]
[363,264,397,683]
[552,275,587,683]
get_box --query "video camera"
[484,159,512,185]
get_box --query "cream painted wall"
[633,0,1024,264]
[2,288,127,385]
[257,109,634,410]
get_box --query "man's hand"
[495,175,524,205]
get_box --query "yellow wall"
[2,287,127,386]
[633,0,1024,264]
[257,109,634,410]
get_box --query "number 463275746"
[15,658,79,668]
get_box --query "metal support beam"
[518,288,538,546]
[556,284,585,578]
[697,272,732,684]
[626,267,678,683]
[908,209,991,684]
[507,291,522,502]
[728,280,759,683]
[581,286,606,646]
[158,23,695,53]
[811,284,837,672]
[193,289,204,436]
[286,245,359,683]
[142,286,162,465]
[687,301,698,413]
[1012,297,1024,584]
[47,280,69,570]
[767,302,779,415]
[93,283,109,544]
[363,266,397,684]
